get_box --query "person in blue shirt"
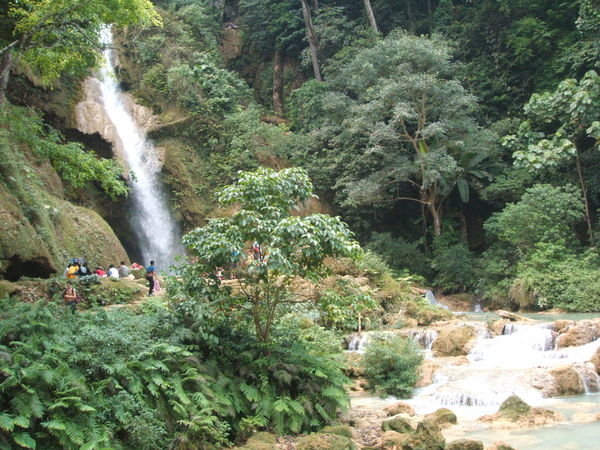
[146,260,156,296]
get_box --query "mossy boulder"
[321,425,353,439]
[445,439,483,450]
[382,416,414,433]
[432,325,476,356]
[497,395,531,420]
[381,430,410,448]
[403,420,445,450]
[487,442,516,450]
[235,432,277,449]
[424,408,457,428]
[296,433,357,450]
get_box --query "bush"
[514,244,600,311]
[431,232,477,293]
[362,334,423,398]
[366,233,432,279]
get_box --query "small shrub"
[362,334,423,398]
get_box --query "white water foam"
[97,27,184,271]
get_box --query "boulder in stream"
[591,347,600,374]
[431,325,476,356]
[381,416,413,433]
[424,408,457,428]
[486,442,516,450]
[488,319,510,336]
[556,319,600,348]
[495,310,534,321]
[384,401,416,417]
[446,439,484,450]
[548,365,585,396]
[479,395,563,429]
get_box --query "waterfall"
[425,290,450,310]
[409,329,439,350]
[97,27,183,271]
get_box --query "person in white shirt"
[108,264,119,279]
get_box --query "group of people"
[63,258,161,311]
[64,258,131,280]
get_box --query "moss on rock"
[381,416,413,434]
[445,439,483,450]
[296,433,357,450]
[424,408,457,428]
[321,425,353,439]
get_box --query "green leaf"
[13,432,36,449]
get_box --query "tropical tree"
[292,32,494,237]
[0,0,161,103]
[182,167,361,342]
[504,70,600,243]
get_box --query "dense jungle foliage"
[1,0,600,447]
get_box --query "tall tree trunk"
[364,0,379,33]
[429,203,442,236]
[575,147,595,245]
[300,0,323,82]
[0,51,12,106]
[311,0,319,9]
[272,49,284,116]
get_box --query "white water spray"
[97,27,183,271]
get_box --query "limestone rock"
[384,401,416,417]
[495,310,533,321]
[479,395,563,429]
[446,439,484,450]
[489,319,509,336]
[554,320,573,332]
[497,395,530,420]
[548,365,585,396]
[556,319,600,348]
[416,359,441,387]
[381,430,409,448]
[381,416,413,434]
[424,408,457,428]
[486,442,515,450]
[296,433,357,450]
[236,431,277,449]
[590,347,600,374]
[321,425,353,439]
[431,325,476,357]
[404,420,445,450]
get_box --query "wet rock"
[446,439,484,450]
[556,319,600,348]
[296,432,357,450]
[548,365,585,396]
[416,359,441,387]
[497,395,530,420]
[572,412,600,423]
[432,325,476,357]
[381,416,413,433]
[321,425,353,439]
[479,395,563,429]
[384,401,416,417]
[554,320,573,332]
[404,420,445,449]
[381,430,409,448]
[424,408,457,428]
[591,347,600,374]
[495,310,533,321]
[489,319,509,336]
[486,442,515,450]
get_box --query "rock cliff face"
[0,153,129,279]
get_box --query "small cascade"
[573,362,600,393]
[96,27,184,270]
[425,290,450,310]
[473,303,483,313]
[409,329,438,350]
[347,334,370,352]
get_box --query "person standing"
[63,282,78,313]
[118,261,129,278]
[145,260,156,296]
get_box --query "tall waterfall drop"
[98,27,183,270]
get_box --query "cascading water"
[97,27,183,271]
